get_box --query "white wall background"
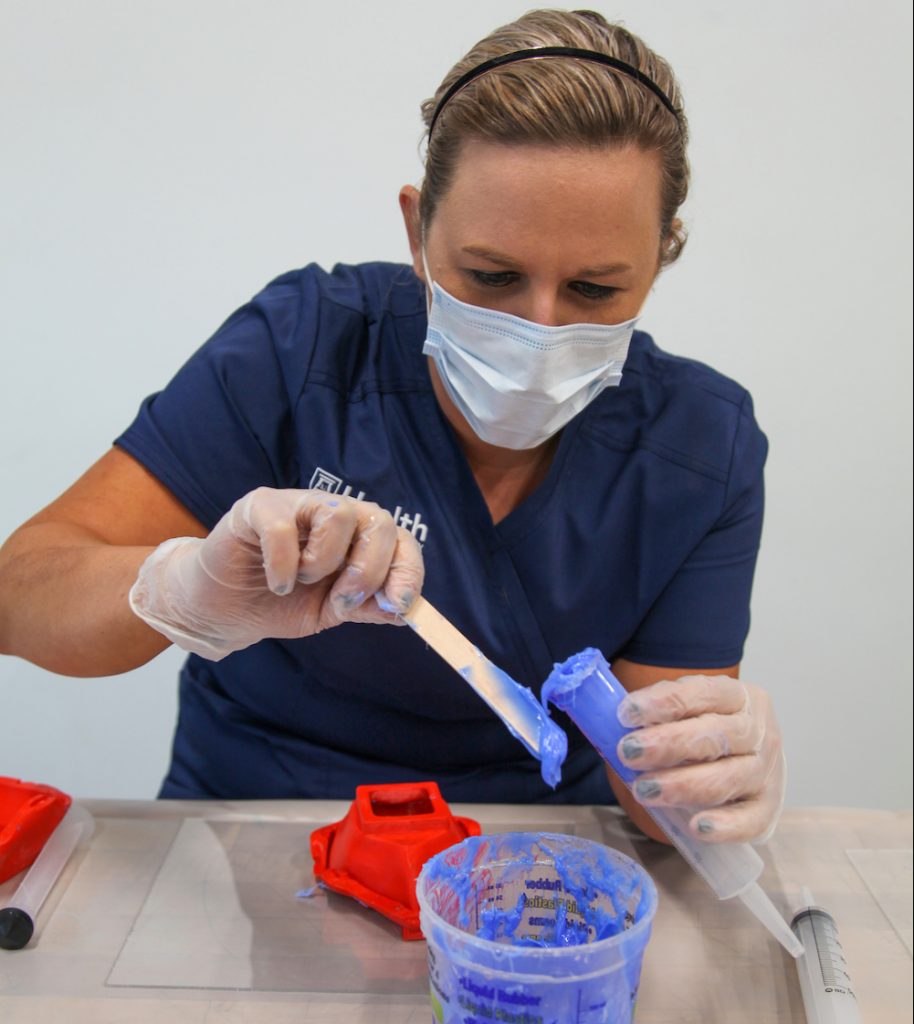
[1,0,911,808]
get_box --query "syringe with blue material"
[541,647,803,958]
[394,599,801,957]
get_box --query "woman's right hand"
[128,487,424,660]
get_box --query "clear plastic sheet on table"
[106,816,582,994]
[845,847,913,955]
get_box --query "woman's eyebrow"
[461,245,632,277]
[576,262,633,276]
[461,245,522,267]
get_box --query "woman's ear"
[660,217,685,268]
[398,185,425,281]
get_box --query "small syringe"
[791,888,863,1023]
[542,648,804,958]
[0,802,94,950]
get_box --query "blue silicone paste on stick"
[458,660,568,789]
[383,594,568,788]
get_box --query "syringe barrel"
[791,905,863,1024]
[3,802,94,919]
[542,648,764,901]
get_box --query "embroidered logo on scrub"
[308,467,429,545]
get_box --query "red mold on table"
[310,781,480,940]
[0,777,72,884]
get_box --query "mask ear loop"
[420,248,435,313]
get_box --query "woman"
[0,10,783,844]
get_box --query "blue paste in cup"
[417,832,657,1023]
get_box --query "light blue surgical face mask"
[421,256,638,450]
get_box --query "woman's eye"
[469,270,518,288]
[569,280,619,301]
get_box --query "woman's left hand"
[615,675,786,844]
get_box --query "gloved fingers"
[686,788,784,844]
[314,528,424,630]
[617,674,746,728]
[236,489,310,595]
[617,709,763,770]
[628,692,786,845]
[343,594,408,626]
[324,502,399,614]
[380,529,425,614]
[222,487,344,595]
[295,497,361,586]
[630,752,767,811]
[751,750,788,846]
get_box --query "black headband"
[428,46,680,139]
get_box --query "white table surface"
[0,800,910,1023]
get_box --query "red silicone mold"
[310,781,480,940]
[0,777,72,884]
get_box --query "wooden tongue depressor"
[401,596,560,765]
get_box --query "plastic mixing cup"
[416,832,657,1024]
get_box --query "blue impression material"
[377,592,568,788]
[541,648,636,784]
[416,832,658,1024]
[458,660,568,789]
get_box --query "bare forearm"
[0,524,170,676]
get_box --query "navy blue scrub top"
[115,262,767,804]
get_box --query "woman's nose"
[521,289,563,327]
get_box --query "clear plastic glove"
[129,487,424,660]
[616,675,786,844]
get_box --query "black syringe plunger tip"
[0,907,35,950]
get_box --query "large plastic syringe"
[542,648,803,958]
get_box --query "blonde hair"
[419,9,690,266]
